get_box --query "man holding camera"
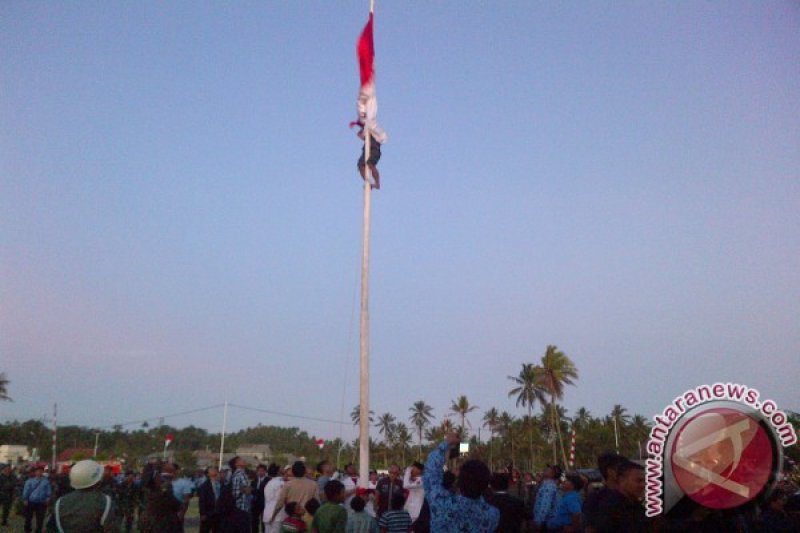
[423,432,499,532]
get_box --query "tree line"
[3,348,798,473]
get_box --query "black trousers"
[358,137,382,168]
[223,509,251,533]
[199,515,221,533]
[0,498,11,525]
[24,502,47,533]
[121,508,137,533]
[251,507,265,533]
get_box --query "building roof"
[235,444,272,455]
[57,448,95,462]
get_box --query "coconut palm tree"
[425,418,458,444]
[609,405,631,455]
[535,345,578,466]
[424,423,443,444]
[0,373,10,402]
[629,414,652,459]
[375,413,397,467]
[483,408,500,436]
[482,408,500,469]
[498,411,515,467]
[508,363,546,470]
[394,423,413,465]
[409,401,435,460]
[450,396,478,436]
[376,413,396,439]
[351,405,375,427]
[573,407,592,430]
[610,404,631,426]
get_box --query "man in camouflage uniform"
[45,459,121,533]
[0,464,16,526]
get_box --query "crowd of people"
[0,433,798,532]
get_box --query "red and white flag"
[353,13,387,143]
[357,13,375,91]
[164,434,174,448]
[315,438,325,450]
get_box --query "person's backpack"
[216,480,236,516]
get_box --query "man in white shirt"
[262,465,290,533]
[403,462,425,525]
[336,463,360,511]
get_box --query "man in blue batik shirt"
[423,432,499,532]
[533,465,562,530]
[22,466,52,533]
[547,473,584,532]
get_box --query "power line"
[40,402,351,431]
[228,403,347,425]
[86,404,226,429]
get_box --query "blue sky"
[2,1,798,442]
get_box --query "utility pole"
[51,403,57,471]
[218,400,228,471]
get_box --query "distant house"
[192,452,255,470]
[138,444,274,471]
[0,445,30,464]
[235,444,272,464]
[192,450,219,469]
[144,451,176,463]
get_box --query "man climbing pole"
[351,11,387,190]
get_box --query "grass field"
[4,498,204,532]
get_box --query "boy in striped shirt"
[346,496,378,533]
[377,494,411,533]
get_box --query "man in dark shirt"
[583,452,626,533]
[139,462,182,533]
[594,461,649,533]
[251,464,270,533]
[117,470,143,533]
[99,465,117,499]
[486,473,531,532]
[759,490,795,532]
[198,467,222,533]
[375,464,404,518]
[0,464,16,527]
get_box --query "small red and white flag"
[315,438,325,450]
[352,12,387,144]
[164,434,174,448]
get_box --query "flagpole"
[218,400,228,471]
[51,403,57,472]
[358,136,371,489]
[358,0,375,491]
